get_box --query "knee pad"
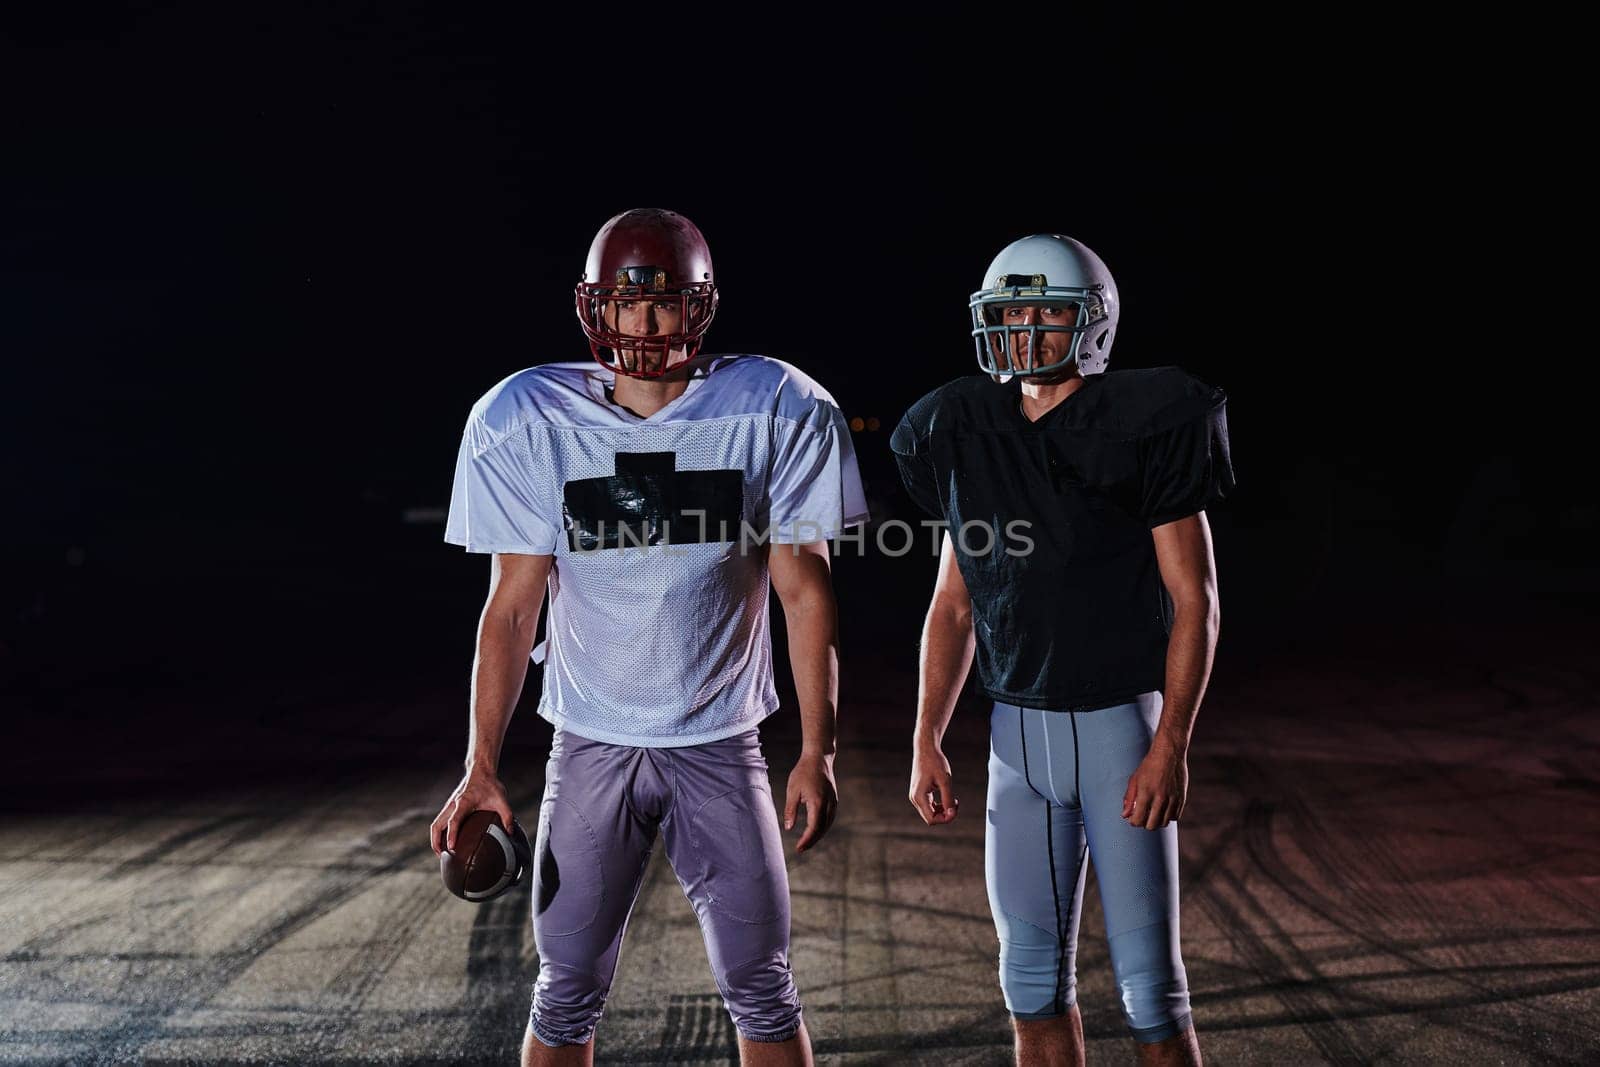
[996,919,1076,1018]
[529,961,608,1047]
[717,950,802,1042]
[1109,926,1191,1041]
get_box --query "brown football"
[440,810,531,902]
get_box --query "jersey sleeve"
[443,413,561,554]
[1137,387,1235,528]
[767,398,870,543]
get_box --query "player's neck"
[1018,373,1085,423]
[610,368,692,418]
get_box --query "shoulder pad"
[1083,367,1226,439]
[893,375,1011,452]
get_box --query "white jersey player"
[430,208,866,1067]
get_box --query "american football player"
[892,234,1233,1066]
[433,208,867,1066]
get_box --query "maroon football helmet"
[574,208,719,378]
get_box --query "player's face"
[990,302,1080,373]
[603,297,686,375]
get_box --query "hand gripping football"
[440,810,532,902]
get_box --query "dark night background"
[1,6,1586,799]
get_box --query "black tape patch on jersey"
[562,451,743,551]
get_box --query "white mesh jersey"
[444,354,870,747]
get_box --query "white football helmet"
[969,234,1119,379]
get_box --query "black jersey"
[890,367,1234,712]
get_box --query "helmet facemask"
[575,266,718,379]
[970,278,1114,382]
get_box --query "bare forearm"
[466,609,538,773]
[916,604,975,749]
[1155,598,1218,754]
[782,587,839,758]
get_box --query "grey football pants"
[527,727,801,1047]
[986,694,1193,1042]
